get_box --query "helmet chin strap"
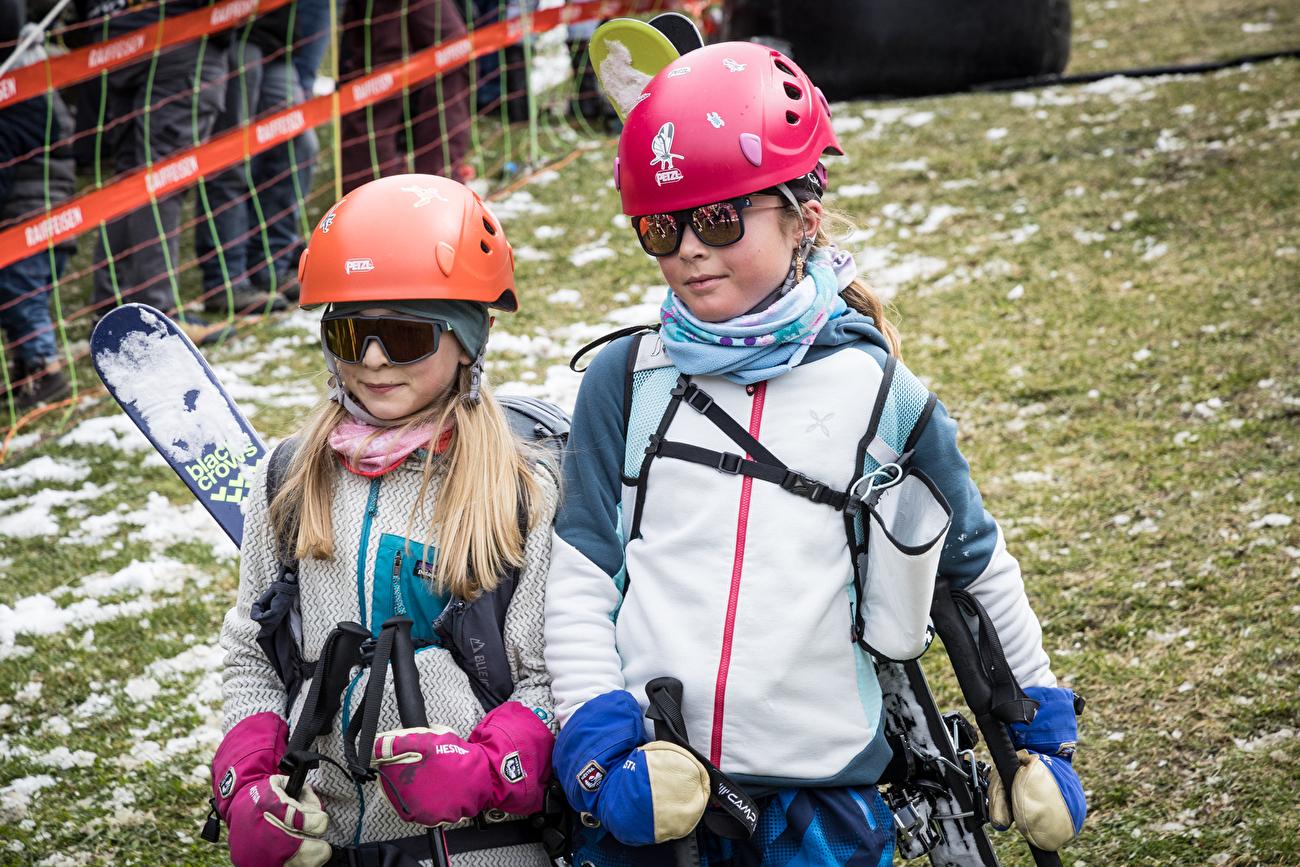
[461,347,485,407]
[776,182,815,279]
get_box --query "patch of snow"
[1234,728,1293,752]
[546,288,582,306]
[533,225,565,239]
[901,111,934,127]
[0,457,90,489]
[512,245,552,262]
[1241,22,1273,33]
[569,233,617,267]
[58,414,152,453]
[489,190,551,221]
[1247,514,1292,529]
[0,482,116,538]
[1006,284,1025,301]
[530,170,560,186]
[1012,470,1050,484]
[836,182,881,198]
[887,158,928,172]
[915,205,964,234]
[832,115,864,134]
[985,127,1009,141]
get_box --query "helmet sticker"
[722,58,746,72]
[650,122,684,186]
[345,258,375,274]
[402,185,448,207]
[707,112,724,128]
[667,67,691,78]
[319,197,346,233]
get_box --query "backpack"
[609,327,948,661]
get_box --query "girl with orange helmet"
[211,174,559,867]
[546,41,1086,867]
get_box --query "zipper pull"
[392,551,406,616]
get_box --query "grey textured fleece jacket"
[220,451,557,862]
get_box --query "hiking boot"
[8,358,71,411]
[204,282,289,316]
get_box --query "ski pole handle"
[930,579,1063,867]
[383,616,428,729]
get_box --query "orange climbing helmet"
[297,174,518,311]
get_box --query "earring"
[795,251,805,283]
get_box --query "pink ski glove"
[372,702,555,825]
[212,712,332,867]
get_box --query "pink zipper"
[710,380,767,765]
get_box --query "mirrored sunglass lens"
[374,320,439,363]
[692,201,743,246]
[323,319,364,361]
[637,214,680,256]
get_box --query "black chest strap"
[644,376,856,513]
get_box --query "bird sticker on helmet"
[722,58,746,72]
[578,759,606,792]
[345,258,375,274]
[707,112,724,128]
[651,122,684,186]
[402,185,449,207]
[319,198,346,233]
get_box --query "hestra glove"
[212,713,331,867]
[371,701,554,826]
[988,686,1087,851]
[554,690,710,846]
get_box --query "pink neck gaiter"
[328,417,455,477]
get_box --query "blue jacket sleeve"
[555,335,634,578]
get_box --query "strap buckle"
[716,452,742,474]
[684,386,715,415]
[780,470,826,502]
[645,433,664,457]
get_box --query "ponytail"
[780,201,904,360]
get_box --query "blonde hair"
[779,201,903,360]
[267,365,544,600]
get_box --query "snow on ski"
[90,304,267,546]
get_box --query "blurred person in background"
[77,0,227,319]
[195,2,318,316]
[338,0,471,192]
[0,0,77,408]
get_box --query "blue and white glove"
[554,690,709,846]
[988,686,1087,851]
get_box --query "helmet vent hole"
[786,111,800,125]
[480,240,491,254]
[482,217,497,236]
[773,59,795,76]
[783,82,801,100]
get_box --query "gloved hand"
[553,690,709,846]
[212,712,331,867]
[988,686,1087,851]
[372,701,555,826]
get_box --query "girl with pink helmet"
[546,40,1086,867]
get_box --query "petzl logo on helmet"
[345,258,375,274]
[722,58,746,72]
[402,185,448,207]
[650,122,684,186]
[577,759,606,792]
[500,751,525,784]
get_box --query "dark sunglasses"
[633,196,784,257]
[321,315,450,365]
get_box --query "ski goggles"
[321,315,451,365]
[633,195,784,257]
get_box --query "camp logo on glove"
[219,767,236,799]
[500,752,525,784]
[578,759,606,792]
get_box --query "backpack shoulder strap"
[855,356,938,479]
[265,436,301,573]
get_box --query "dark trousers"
[338,0,470,192]
[90,41,227,314]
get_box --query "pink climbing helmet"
[614,42,842,216]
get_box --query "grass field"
[1,2,1298,865]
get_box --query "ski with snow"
[90,304,266,547]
